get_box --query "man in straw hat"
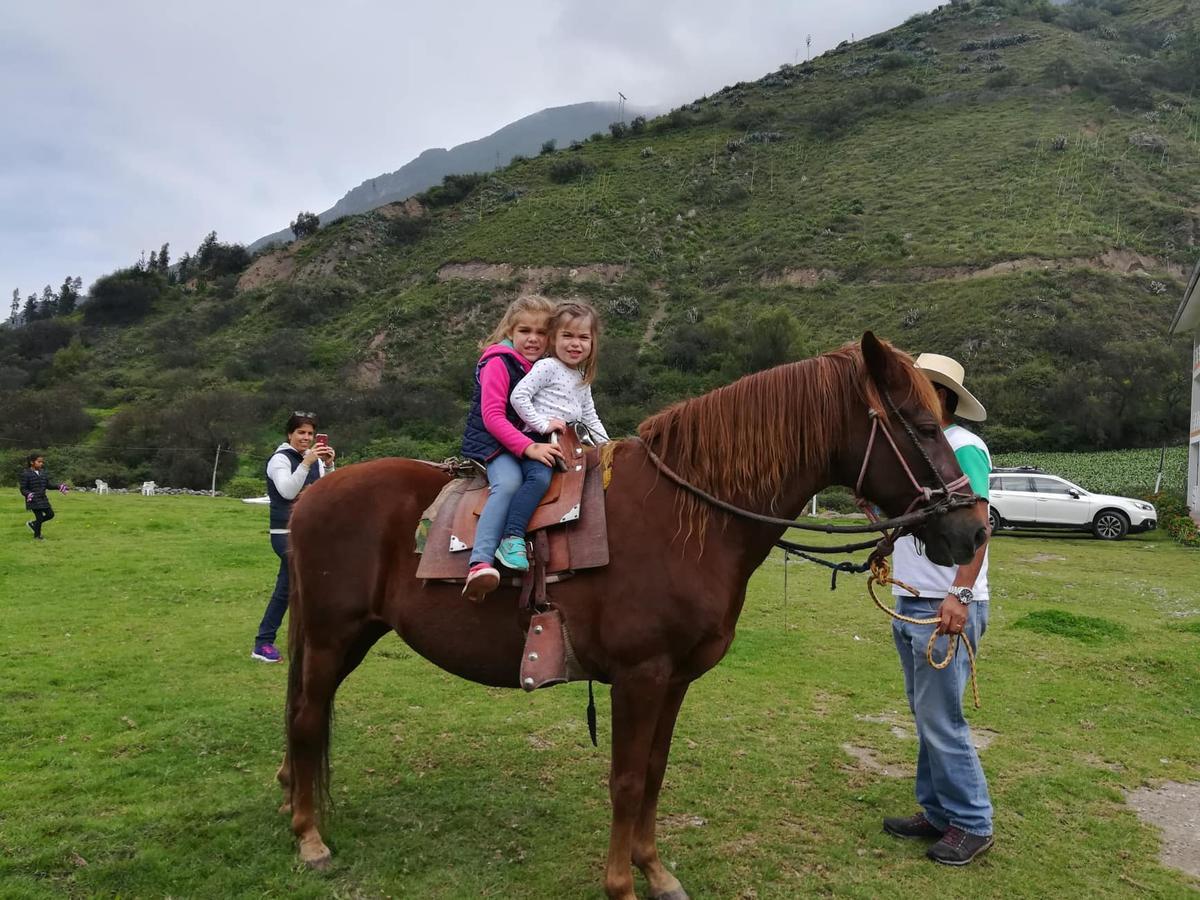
[882,353,995,866]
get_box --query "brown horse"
[278,333,987,900]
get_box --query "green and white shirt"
[891,424,991,601]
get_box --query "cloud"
[0,0,931,298]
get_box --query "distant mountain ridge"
[248,101,647,252]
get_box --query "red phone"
[315,433,329,446]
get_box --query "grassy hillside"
[2,0,1198,489]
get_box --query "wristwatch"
[947,586,974,605]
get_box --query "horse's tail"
[284,533,334,818]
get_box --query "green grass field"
[2,493,1198,898]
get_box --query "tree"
[158,242,170,273]
[10,288,18,324]
[22,293,39,323]
[291,211,320,239]
[58,276,79,315]
[148,250,159,271]
[177,252,192,284]
[197,231,219,266]
[38,285,57,319]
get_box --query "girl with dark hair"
[19,453,65,541]
[251,413,336,663]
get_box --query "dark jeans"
[30,507,54,537]
[255,532,290,646]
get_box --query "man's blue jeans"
[469,452,553,566]
[892,595,993,836]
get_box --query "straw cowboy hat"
[914,353,987,422]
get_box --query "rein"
[636,391,978,547]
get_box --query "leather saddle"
[415,429,609,580]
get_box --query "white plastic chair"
[141,481,156,496]
[95,479,109,495]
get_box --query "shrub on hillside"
[0,387,93,447]
[387,215,430,246]
[16,318,74,360]
[548,157,595,184]
[540,139,557,155]
[878,52,915,71]
[985,69,1019,88]
[1041,56,1079,86]
[1060,5,1104,31]
[421,172,487,208]
[1079,63,1152,109]
[267,278,357,326]
[629,115,647,134]
[609,121,628,139]
[84,268,166,326]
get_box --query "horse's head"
[845,332,989,566]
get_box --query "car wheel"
[988,507,1002,533]
[1092,510,1129,541]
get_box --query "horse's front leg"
[632,680,691,900]
[605,667,671,900]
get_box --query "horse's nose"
[973,525,988,551]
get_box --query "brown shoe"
[926,826,994,865]
[883,812,944,840]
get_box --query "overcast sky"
[2,0,934,302]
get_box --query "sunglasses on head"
[293,410,316,418]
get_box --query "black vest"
[266,447,321,530]
[461,351,530,462]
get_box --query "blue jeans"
[892,595,993,836]
[255,533,290,646]
[469,452,553,566]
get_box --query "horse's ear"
[861,331,895,391]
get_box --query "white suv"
[987,468,1157,541]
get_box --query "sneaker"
[494,536,530,571]
[926,826,994,866]
[883,812,944,840]
[463,563,500,601]
[251,643,281,663]
[26,521,36,537]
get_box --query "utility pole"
[211,445,223,496]
[806,34,812,60]
[618,91,627,124]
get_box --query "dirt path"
[1126,781,1200,879]
[436,261,628,286]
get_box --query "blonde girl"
[459,294,563,599]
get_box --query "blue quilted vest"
[266,446,321,530]
[461,349,531,462]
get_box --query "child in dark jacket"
[19,453,64,540]
[460,295,562,600]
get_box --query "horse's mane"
[637,339,939,520]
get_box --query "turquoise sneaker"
[494,536,530,571]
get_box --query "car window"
[994,476,1033,492]
[1032,477,1074,495]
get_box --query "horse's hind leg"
[288,640,340,869]
[287,621,390,867]
[278,622,387,816]
[632,681,691,900]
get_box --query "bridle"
[854,394,973,524]
[637,389,980,555]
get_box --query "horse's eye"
[918,424,939,438]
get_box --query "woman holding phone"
[251,412,335,663]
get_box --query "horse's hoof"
[300,841,331,870]
[651,891,689,900]
[278,801,292,815]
